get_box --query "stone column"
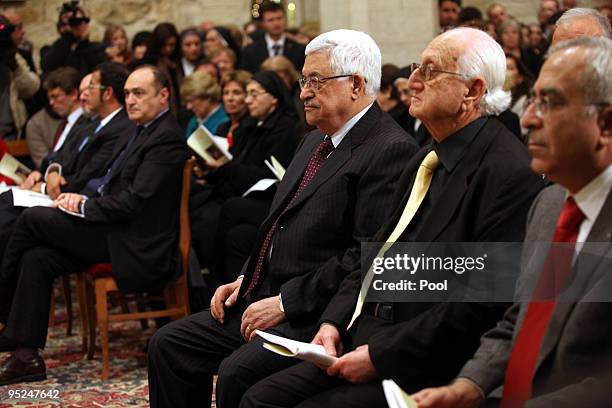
[318,0,438,66]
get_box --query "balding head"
[552,8,612,44]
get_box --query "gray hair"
[548,37,612,108]
[438,27,511,115]
[305,29,381,97]
[556,8,612,38]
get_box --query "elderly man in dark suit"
[240,27,545,408]
[240,2,305,73]
[412,36,612,408]
[147,29,418,408]
[0,65,188,385]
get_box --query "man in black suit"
[0,65,187,385]
[240,2,306,73]
[240,27,545,408]
[147,29,418,408]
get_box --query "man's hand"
[326,345,377,383]
[53,193,85,213]
[240,295,286,342]
[210,276,243,324]
[46,172,67,199]
[312,323,343,358]
[20,171,42,190]
[411,379,484,408]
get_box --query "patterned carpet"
[0,298,153,407]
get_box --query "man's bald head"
[552,7,612,44]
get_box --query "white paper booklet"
[382,379,419,408]
[187,125,233,165]
[264,155,286,181]
[11,188,54,208]
[255,330,338,368]
[0,152,31,184]
[242,178,277,197]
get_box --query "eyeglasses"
[246,90,268,99]
[298,74,354,90]
[525,91,610,119]
[409,63,466,82]
[87,82,107,91]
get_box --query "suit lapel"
[282,104,379,214]
[535,189,612,371]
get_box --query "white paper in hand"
[11,188,54,208]
[255,330,338,368]
[382,379,419,408]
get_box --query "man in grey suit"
[412,36,612,408]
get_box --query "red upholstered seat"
[86,263,114,279]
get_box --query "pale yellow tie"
[347,150,441,329]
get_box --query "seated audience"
[210,47,237,77]
[181,71,228,137]
[377,63,413,134]
[194,59,220,82]
[131,30,151,62]
[438,0,461,31]
[215,69,252,144]
[0,65,188,385]
[103,25,132,66]
[505,53,534,138]
[189,70,300,282]
[204,26,240,62]
[412,36,612,408]
[25,106,63,169]
[179,27,204,77]
[240,27,544,408]
[499,18,543,76]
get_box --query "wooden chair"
[5,139,30,158]
[78,158,194,379]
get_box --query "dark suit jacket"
[240,36,306,73]
[460,184,612,408]
[64,109,130,194]
[83,111,189,292]
[41,113,92,173]
[237,103,419,331]
[320,117,545,391]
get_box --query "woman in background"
[179,28,204,77]
[181,72,228,137]
[103,25,132,66]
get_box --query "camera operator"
[40,1,107,76]
[0,15,40,140]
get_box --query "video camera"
[58,1,90,26]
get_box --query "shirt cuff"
[79,196,89,216]
[40,183,47,195]
[44,163,63,182]
[279,293,285,313]
[454,377,486,400]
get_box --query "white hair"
[438,27,511,115]
[305,29,381,97]
[556,8,612,38]
[548,37,612,108]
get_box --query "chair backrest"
[173,158,195,314]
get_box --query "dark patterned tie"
[243,137,335,297]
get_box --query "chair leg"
[86,281,97,360]
[62,275,73,336]
[75,274,88,353]
[95,282,110,380]
[135,295,149,329]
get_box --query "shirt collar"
[327,102,374,148]
[572,164,612,223]
[67,107,83,125]
[265,33,285,49]
[143,108,169,128]
[433,116,487,172]
[97,107,123,130]
[204,104,221,122]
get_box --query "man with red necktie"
[413,36,612,408]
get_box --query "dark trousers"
[0,191,24,278]
[147,305,315,408]
[0,206,110,348]
[240,361,386,408]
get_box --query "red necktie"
[243,137,334,297]
[501,197,585,408]
[51,119,68,151]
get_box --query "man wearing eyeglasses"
[412,36,612,408]
[240,27,544,408]
[147,29,418,408]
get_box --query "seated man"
[0,62,130,277]
[0,65,188,385]
[240,27,544,408]
[147,29,419,408]
[412,37,612,408]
